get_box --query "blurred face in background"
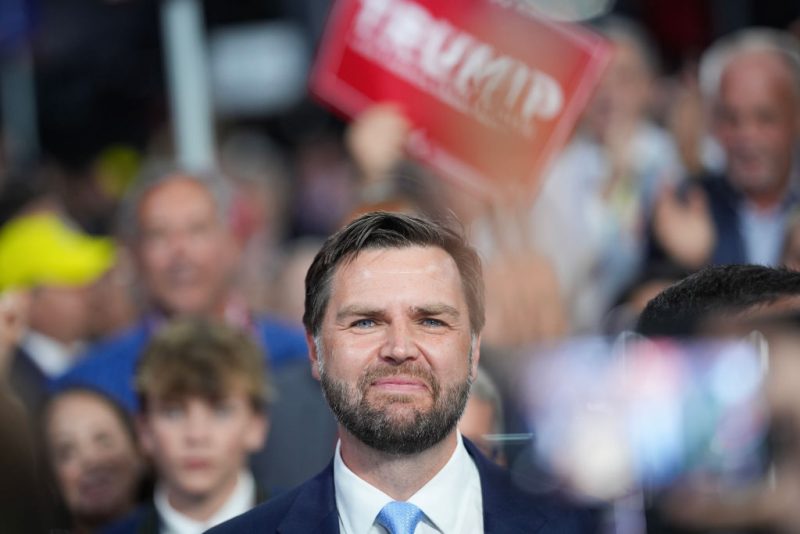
[28,285,92,345]
[45,390,143,529]
[138,393,265,508]
[583,38,653,142]
[459,395,505,465]
[136,177,238,318]
[713,52,799,199]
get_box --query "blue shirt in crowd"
[53,315,308,411]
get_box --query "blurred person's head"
[29,286,92,345]
[124,169,240,318]
[219,130,290,244]
[459,367,506,465]
[604,262,691,335]
[44,388,145,533]
[135,318,269,518]
[637,264,800,337]
[583,16,659,142]
[700,28,800,203]
[0,212,115,345]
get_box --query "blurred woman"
[43,388,148,533]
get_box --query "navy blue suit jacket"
[697,173,748,265]
[206,439,596,533]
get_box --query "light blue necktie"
[376,501,424,534]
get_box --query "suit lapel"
[277,462,340,534]
[465,439,548,534]
[275,440,554,533]
[138,503,162,534]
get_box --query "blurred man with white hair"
[653,28,800,268]
[529,16,684,332]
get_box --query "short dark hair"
[135,318,273,412]
[636,264,800,336]
[303,211,485,337]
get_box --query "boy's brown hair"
[135,318,274,412]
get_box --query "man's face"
[310,246,479,455]
[28,285,91,344]
[136,177,237,317]
[139,393,265,501]
[714,52,799,197]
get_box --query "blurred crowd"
[4,1,800,533]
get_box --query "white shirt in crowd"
[22,330,82,378]
[155,470,256,534]
[334,432,483,534]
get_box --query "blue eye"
[421,318,444,327]
[353,318,376,328]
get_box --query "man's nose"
[166,230,192,256]
[379,320,420,363]
[184,408,211,443]
[732,116,764,144]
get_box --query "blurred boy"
[108,318,272,534]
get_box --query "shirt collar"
[155,470,256,534]
[738,163,800,214]
[334,441,393,534]
[333,432,476,533]
[21,330,81,378]
[407,433,475,532]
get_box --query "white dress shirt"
[155,470,256,534]
[740,198,792,266]
[333,432,483,534]
[21,330,82,378]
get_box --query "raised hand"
[653,184,715,269]
[0,291,29,379]
[346,103,412,184]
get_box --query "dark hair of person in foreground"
[636,264,800,337]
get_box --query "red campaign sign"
[310,0,611,197]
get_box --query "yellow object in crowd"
[0,213,115,291]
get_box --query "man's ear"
[307,332,321,381]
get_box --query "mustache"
[357,363,441,397]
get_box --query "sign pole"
[160,0,216,172]
[0,4,39,168]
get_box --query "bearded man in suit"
[209,211,594,534]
